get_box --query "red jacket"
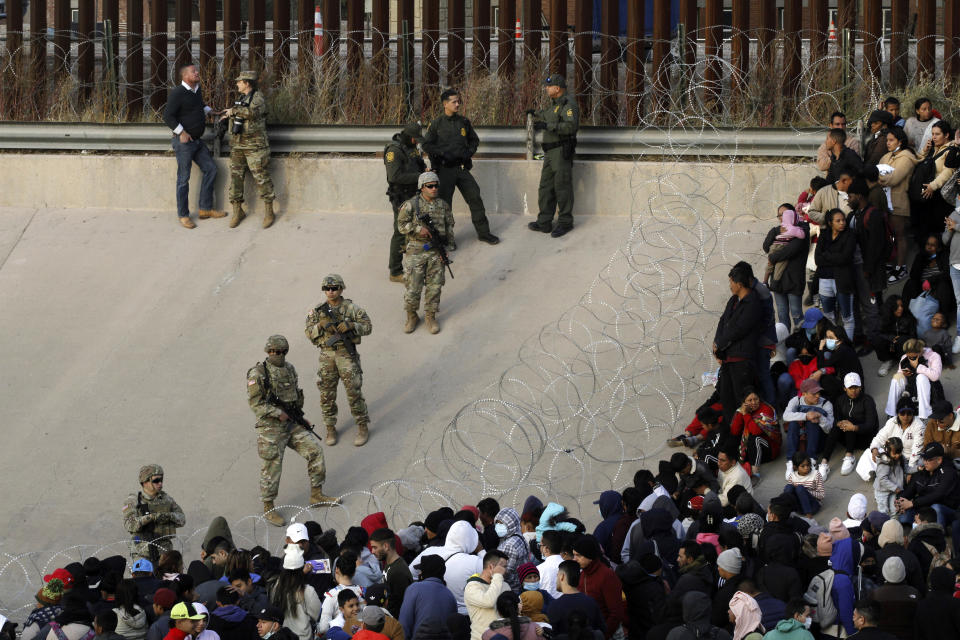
[788,357,819,393]
[163,629,191,640]
[729,403,782,459]
[578,560,627,638]
[360,512,404,556]
[684,402,725,436]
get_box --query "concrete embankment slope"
[1,154,916,611]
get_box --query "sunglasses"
[898,409,915,415]
[322,286,341,292]
[423,183,439,189]
[268,349,288,355]
[150,477,164,483]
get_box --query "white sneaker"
[878,361,893,376]
[818,461,830,480]
[841,455,855,476]
[953,335,960,355]
[785,460,794,480]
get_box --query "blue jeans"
[776,372,796,411]
[172,136,217,217]
[783,484,821,514]
[785,421,824,459]
[951,266,960,334]
[819,278,855,339]
[774,292,803,332]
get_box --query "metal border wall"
[0,123,824,157]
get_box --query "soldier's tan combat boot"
[425,312,440,334]
[198,208,227,219]
[354,423,369,447]
[262,201,275,228]
[262,501,285,527]
[309,487,341,506]
[404,310,419,333]
[325,425,338,446]
[389,274,404,283]
[228,202,246,228]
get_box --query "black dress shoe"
[551,225,572,238]
[528,221,551,233]
[478,233,500,245]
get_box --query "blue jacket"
[830,538,858,636]
[398,577,458,639]
[592,491,624,558]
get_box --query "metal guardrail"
[0,122,824,157]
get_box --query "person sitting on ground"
[875,520,926,594]
[906,506,951,579]
[883,338,943,420]
[671,452,720,506]
[857,397,925,482]
[783,454,824,518]
[783,379,834,479]
[480,592,539,640]
[668,404,725,452]
[545,560,605,637]
[756,498,801,566]
[922,399,960,459]
[876,296,918,377]
[871,557,921,640]
[902,235,956,330]
[810,324,862,402]
[895,442,960,547]
[874,437,906,516]
[818,372,878,479]
[717,448,753,511]
[922,312,954,368]
[728,388,781,475]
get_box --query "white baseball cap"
[843,372,862,388]
[286,522,309,543]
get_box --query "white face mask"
[803,617,812,630]
[495,523,509,538]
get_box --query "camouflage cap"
[401,122,423,141]
[138,464,164,484]
[322,274,345,289]
[235,70,258,83]
[418,171,439,189]
[544,74,566,88]
[264,334,289,353]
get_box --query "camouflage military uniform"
[396,193,454,314]
[229,89,274,204]
[247,358,326,501]
[305,294,373,433]
[122,464,185,562]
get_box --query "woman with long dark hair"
[879,126,919,282]
[480,592,539,640]
[113,579,147,640]
[270,559,320,640]
[815,208,857,339]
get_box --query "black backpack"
[909,147,949,202]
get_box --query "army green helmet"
[236,70,258,83]
[139,464,164,484]
[322,274,345,289]
[264,335,289,353]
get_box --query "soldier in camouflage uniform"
[396,171,454,335]
[122,464,186,562]
[385,123,427,283]
[422,89,499,246]
[305,275,374,447]
[247,334,338,528]
[527,75,580,237]
[222,70,275,229]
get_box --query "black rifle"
[316,303,363,373]
[260,361,324,444]
[413,196,454,279]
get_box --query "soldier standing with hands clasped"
[122,464,185,561]
[397,172,455,335]
[247,335,338,528]
[221,70,276,229]
[306,275,373,447]
[384,123,427,283]
[422,89,500,246]
[527,75,580,237]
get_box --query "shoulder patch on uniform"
[567,109,573,117]
[460,128,466,137]
[386,151,395,162]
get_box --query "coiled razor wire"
[2,26,960,618]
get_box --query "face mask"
[495,523,508,538]
[798,354,814,365]
[803,618,812,630]
[825,338,837,350]
[929,253,937,259]
[523,581,540,591]
[262,632,274,640]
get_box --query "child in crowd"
[325,590,362,640]
[797,176,828,220]
[783,453,825,517]
[874,437,905,515]
[884,96,906,128]
[764,208,807,285]
[923,312,954,368]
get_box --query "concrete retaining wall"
[4,154,812,218]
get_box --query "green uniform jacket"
[385,135,426,195]
[396,195,455,253]
[305,299,373,349]
[422,113,480,167]
[247,360,303,427]
[230,90,269,150]
[121,490,186,539]
[535,93,580,144]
